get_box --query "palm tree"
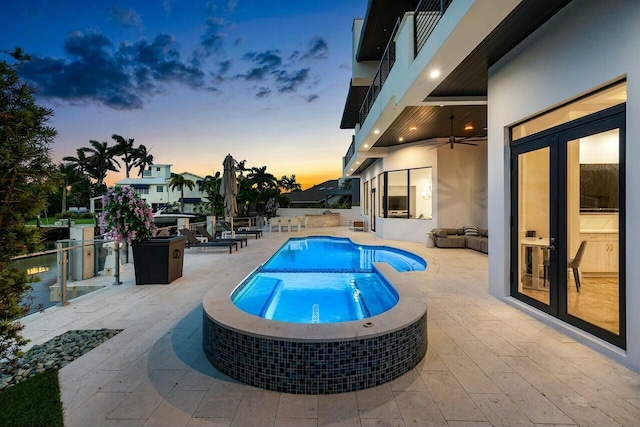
[112,134,135,178]
[133,144,154,177]
[168,172,195,213]
[247,166,278,192]
[201,171,223,216]
[62,148,91,177]
[83,140,120,187]
[279,174,302,192]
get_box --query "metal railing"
[355,1,452,129]
[358,18,401,126]
[11,239,131,314]
[414,0,453,57]
[343,135,356,169]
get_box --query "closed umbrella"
[220,154,238,235]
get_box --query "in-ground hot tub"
[202,236,428,394]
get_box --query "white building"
[115,164,206,214]
[340,0,638,371]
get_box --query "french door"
[511,105,625,348]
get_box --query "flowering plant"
[99,185,156,244]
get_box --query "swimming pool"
[231,236,425,323]
[203,235,429,394]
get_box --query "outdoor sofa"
[431,227,488,254]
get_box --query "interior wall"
[487,0,639,370]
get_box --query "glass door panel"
[565,130,620,334]
[517,147,551,306]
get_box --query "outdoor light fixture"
[429,69,441,79]
[464,123,474,131]
[398,137,404,142]
[374,129,380,134]
[363,144,369,148]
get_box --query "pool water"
[261,236,426,272]
[231,237,426,323]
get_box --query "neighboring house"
[115,164,206,213]
[285,179,360,208]
[340,0,638,370]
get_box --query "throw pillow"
[435,229,447,238]
[463,226,479,236]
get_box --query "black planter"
[131,236,186,285]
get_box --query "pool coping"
[202,261,427,343]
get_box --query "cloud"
[200,16,226,55]
[243,50,282,70]
[305,94,319,103]
[237,48,317,97]
[255,87,271,98]
[108,7,143,28]
[274,68,309,93]
[300,36,329,60]
[18,30,205,110]
[237,50,282,83]
[119,33,205,88]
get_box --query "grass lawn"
[0,369,63,427]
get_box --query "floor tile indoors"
[20,227,640,427]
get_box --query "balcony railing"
[414,0,453,57]
[358,18,400,126]
[343,135,355,169]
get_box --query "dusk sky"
[2,0,365,189]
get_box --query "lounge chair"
[221,221,263,238]
[195,225,248,248]
[179,228,238,253]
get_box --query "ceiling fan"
[429,115,486,150]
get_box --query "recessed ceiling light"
[398,137,404,142]
[409,126,417,131]
[350,168,354,171]
[363,144,369,148]
[374,129,380,135]
[356,161,360,164]
[429,69,441,79]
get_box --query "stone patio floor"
[20,227,640,427]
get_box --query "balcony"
[356,0,452,128]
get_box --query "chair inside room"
[543,240,587,292]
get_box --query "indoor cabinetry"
[579,232,618,275]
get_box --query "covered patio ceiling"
[372,105,487,148]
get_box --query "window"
[377,174,385,217]
[387,170,408,218]
[134,188,149,195]
[377,167,433,219]
[157,186,164,192]
[363,180,369,212]
[410,168,432,220]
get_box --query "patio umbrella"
[220,154,238,235]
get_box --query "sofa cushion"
[434,235,467,248]
[463,225,479,236]
[466,236,485,252]
[478,228,488,237]
[457,228,465,235]
[434,229,448,238]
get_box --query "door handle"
[548,237,556,251]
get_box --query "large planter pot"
[131,236,186,285]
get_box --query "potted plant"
[99,185,186,285]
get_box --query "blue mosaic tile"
[203,311,427,394]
